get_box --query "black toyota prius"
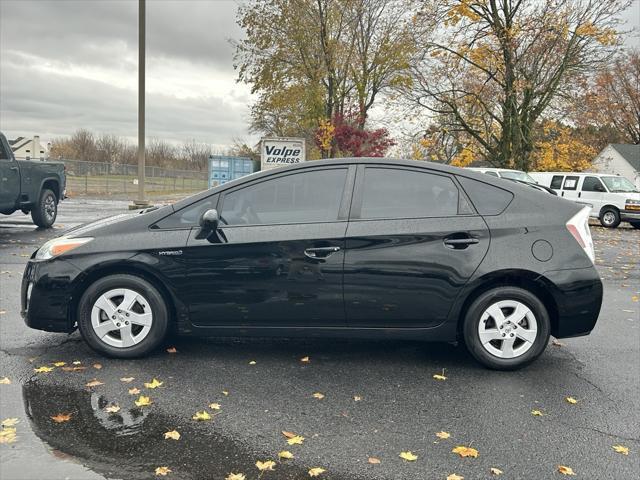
[21,158,602,369]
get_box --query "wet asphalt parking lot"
[0,198,638,480]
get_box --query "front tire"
[630,221,640,230]
[599,207,621,228]
[463,287,550,370]
[31,189,57,228]
[78,274,169,358]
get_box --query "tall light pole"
[134,0,149,208]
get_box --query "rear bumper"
[21,257,82,333]
[540,266,603,338]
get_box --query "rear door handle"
[304,246,341,259]
[443,235,479,249]
[10,166,18,171]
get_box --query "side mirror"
[199,208,220,230]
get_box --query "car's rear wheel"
[31,188,57,228]
[599,207,621,228]
[463,287,550,370]
[78,274,169,358]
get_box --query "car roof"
[171,157,549,212]
[468,167,524,173]
[530,172,621,177]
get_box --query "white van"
[529,172,640,229]
[467,167,538,183]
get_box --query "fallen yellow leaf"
[93,363,102,369]
[300,356,310,363]
[155,466,171,476]
[53,362,66,367]
[399,451,418,461]
[51,413,72,423]
[34,366,54,373]
[222,390,229,396]
[0,428,17,444]
[135,395,152,407]
[565,397,578,404]
[287,435,305,445]
[144,378,163,389]
[1,418,19,427]
[447,474,464,480]
[308,467,325,477]
[209,403,221,410]
[436,431,451,439]
[278,450,294,459]
[192,411,211,421]
[120,377,135,383]
[164,430,181,440]
[353,395,362,401]
[558,465,576,476]
[249,360,257,365]
[612,445,629,455]
[72,361,81,365]
[368,457,381,464]
[433,374,447,381]
[256,460,276,471]
[61,366,86,372]
[0,377,11,385]
[490,467,504,475]
[312,392,325,399]
[167,347,177,353]
[531,410,544,416]
[226,474,245,480]
[85,379,104,387]
[452,446,479,458]
[105,404,121,413]
[128,387,141,395]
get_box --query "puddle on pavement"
[16,379,335,480]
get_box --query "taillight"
[566,206,595,263]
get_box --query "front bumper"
[21,256,83,333]
[541,266,603,338]
[620,209,640,221]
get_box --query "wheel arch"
[40,178,60,202]
[455,269,559,338]
[70,261,186,334]
[599,204,620,216]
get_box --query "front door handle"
[304,246,341,259]
[10,166,18,171]
[443,235,479,250]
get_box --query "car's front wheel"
[463,287,550,370]
[78,274,169,358]
[599,207,621,228]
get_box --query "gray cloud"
[0,0,252,146]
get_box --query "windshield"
[499,170,537,183]
[601,176,638,193]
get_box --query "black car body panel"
[22,158,603,343]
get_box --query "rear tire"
[31,189,57,228]
[599,207,620,228]
[78,274,169,358]
[463,287,550,370]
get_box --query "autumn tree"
[530,121,596,171]
[315,111,395,157]
[234,0,416,155]
[570,48,640,145]
[403,0,630,170]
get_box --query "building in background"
[9,135,47,161]
[590,144,640,189]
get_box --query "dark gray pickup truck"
[0,132,66,228]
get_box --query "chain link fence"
[62,159,208,197]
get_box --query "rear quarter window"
[457,176,514,215]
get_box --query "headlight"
[625,199,640,205]
[35,237,93,260]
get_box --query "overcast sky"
[0,0,638,150]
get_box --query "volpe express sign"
[260,137,306,170]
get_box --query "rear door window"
[550,175,564,189]
[563,176,579,190]
[356,167,460,219]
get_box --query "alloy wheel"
[603,211,616,226]
[477,300,538,359]
[91,288,153,348]
[44,194,56,221]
